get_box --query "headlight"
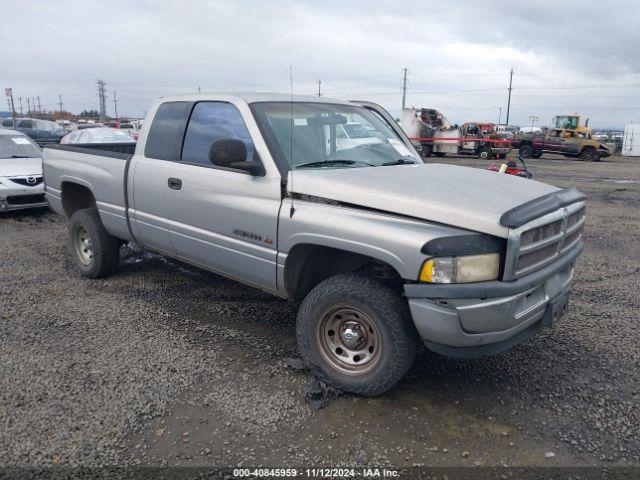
[419,253,500,283]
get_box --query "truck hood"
[0,157,43,177]
[287,163,559,238]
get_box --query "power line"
[97,79,107,121]
[5,88,17,128]
[506,68,513,125]
[401,67,408,110]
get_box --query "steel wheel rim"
[316,305,382,375]
[74,225,94,266]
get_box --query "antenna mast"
[289,66,295,217]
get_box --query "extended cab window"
[181,102,255,166]
[144,101,190,161]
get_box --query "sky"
[2,0,639,128]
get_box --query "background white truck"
[401,107,511,159]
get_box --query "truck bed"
[43,143,137,241]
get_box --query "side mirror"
[208,138,264,175]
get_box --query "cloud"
[1,0,638,127]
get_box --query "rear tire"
[296,274,418,396]
[581,147,599,162]
[68,208,120,278]
[519,144,534,159]
[421,144,433,158]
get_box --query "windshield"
[252,102,419,170]
[0,135,42,158]
[555,116,579,129]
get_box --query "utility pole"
[27,98,31,116]
[198,86,201,94]
[32,97,37,116]
[505,68,513,125]
[5,88,17,128]
[37,96,42,114]
[97,79,107,121]
[317,79,322,97]
[113,91,118,120]
[401,68,408,110]
[58,94,64,120]
[498,107,502,125]
[18,97,23,116]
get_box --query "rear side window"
[144,101,189,161]
[181,102,255,166]
[18,119,34,129]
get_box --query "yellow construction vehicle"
[552,114,592,139]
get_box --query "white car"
[519,126,544,134]
[60,127,135,144]
[0,129,47,212]
[333,122,383,151]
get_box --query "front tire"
[581,147,600,162]
[479,145,492,160]
[296,274,418,396]
[68,208,120,278]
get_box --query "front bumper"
[0,182,47,212]
[404,245,580,358]
[490,147,511,155]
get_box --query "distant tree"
[79,109,100,118]
[52,110,74,120]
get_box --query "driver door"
[462,124,479,150]
[163,101,282,291]
[560,131,581,155]
[545,130,562,152]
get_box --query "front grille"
[567,208,585,228]
[562,226,584,251]
[506,204,585,279]
[10,176,43,187]
[517,244,559,270]
[6,194,46,205]
[520,220,562,246]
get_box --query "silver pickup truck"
[43,93,585,395]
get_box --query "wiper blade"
[297,159,373,169]
[381,158,417,166]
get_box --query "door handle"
[168,177,182,190]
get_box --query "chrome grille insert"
[504,203,585,280]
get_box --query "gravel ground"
[0,154,638,471]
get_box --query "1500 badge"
[233,229,273,245]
